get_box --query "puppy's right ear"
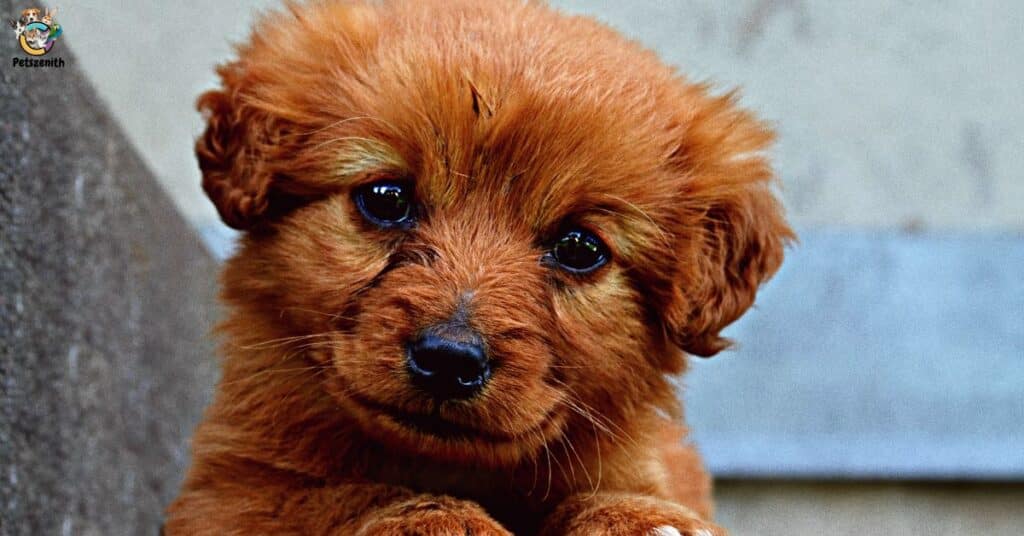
[196,2,381,229]
[196,81,287,230]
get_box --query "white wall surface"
[61,1,1024,231]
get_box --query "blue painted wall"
[686,230,1024,478]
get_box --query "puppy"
[21,8,40,23]
[166,1,792,534]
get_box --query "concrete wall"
[0,2,219,531]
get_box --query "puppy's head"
[202,0,792,467]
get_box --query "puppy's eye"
[551,229,610,273]
[355,181,413,227]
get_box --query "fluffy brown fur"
[166,1,793,534]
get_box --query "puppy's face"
[202,1,791,466]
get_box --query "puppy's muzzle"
[406,324,490,401]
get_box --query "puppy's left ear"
[662,92,795,357]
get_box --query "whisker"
[238,332,339,351]
[278,306,353,320]
[294,114,395,137]
[311,135,391,153]
[218,364,333,387]
[548,439,571,491]
[557,436,577,484]
[541,436,554,502]
[591,415,603,497]
[560,431,594,493]
[549,377,640,448]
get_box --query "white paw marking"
[650,527,716,536]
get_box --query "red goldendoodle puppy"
[166,1,792,534]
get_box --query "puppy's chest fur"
[369,460,551,530]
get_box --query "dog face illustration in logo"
[11,5,60,56]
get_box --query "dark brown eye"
[551,229,610,273]
[355,181,413,227]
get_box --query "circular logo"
[19,20,55,56]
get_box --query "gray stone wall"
[0,4,219,532]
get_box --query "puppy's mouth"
[333,378,568,465]
[383,405,492,440]
[354,395,522,442]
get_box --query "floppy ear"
[195,2,382,230]
[195,76,295,230]
[662,93,795,357]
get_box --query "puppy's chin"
[327,378,568,467]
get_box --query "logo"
[9,6,61,56]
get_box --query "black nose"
[407,333,490,400]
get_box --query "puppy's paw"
[545,493,726,536]
[575,518,723,536]
[650,523,725,536]
[355,495,511,536]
